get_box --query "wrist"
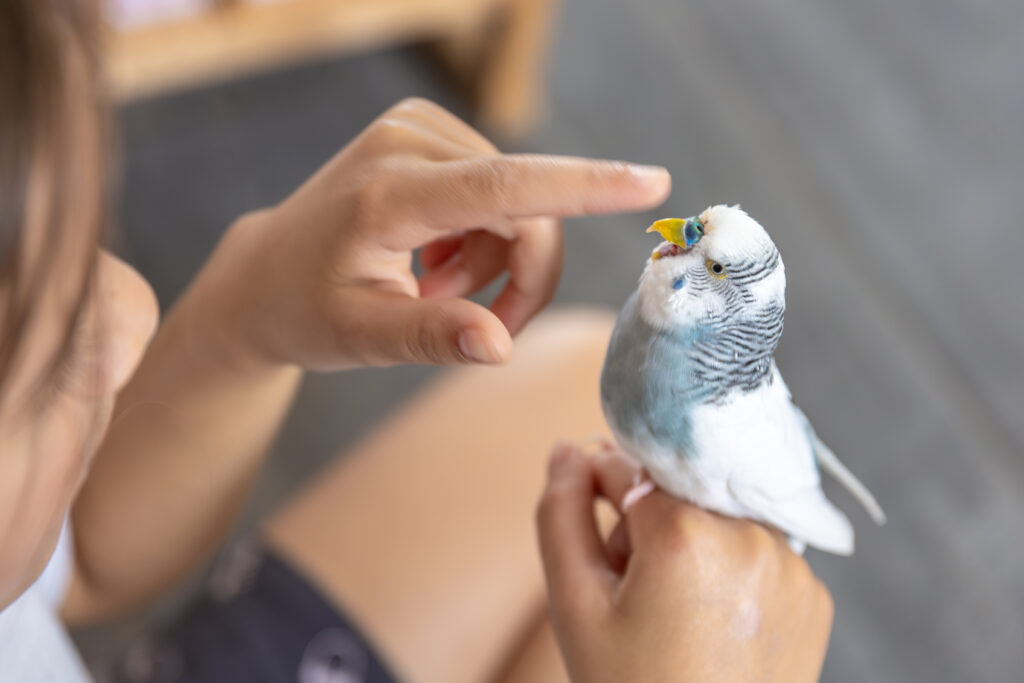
[175,285,299,381]
[175,214,301,378]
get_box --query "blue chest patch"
[600,293,703,457]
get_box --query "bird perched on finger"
[600,205,885,555]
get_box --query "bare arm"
[60,98,670,624]
[63,256,302,623]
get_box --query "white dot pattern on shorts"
[297,627,369,683]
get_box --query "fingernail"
[457,328,501,364]
[627,164,670,185]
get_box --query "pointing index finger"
[387,155,671,245]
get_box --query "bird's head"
[638,205,786,330]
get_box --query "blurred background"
[78,0,1024,679]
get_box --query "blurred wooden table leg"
[437,0,561,140]
[480,0,560,138]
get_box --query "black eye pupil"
[712,263,723,273]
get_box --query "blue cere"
[684,218,705,247]
[673,276,686,290]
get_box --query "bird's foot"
[622,470,656,511]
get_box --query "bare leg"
[263,309,615,683]
[494,617,570,683]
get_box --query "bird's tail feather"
[813,434,887,525]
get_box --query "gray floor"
[80,0,1024,680]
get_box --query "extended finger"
[620,485,699,560]
[381,155,671,249]
[623,491,791,578]
[386,98,499,156]
[358,115,484,162]
[488,216,563,336]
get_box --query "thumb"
[357,294,513,366]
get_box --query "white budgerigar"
[600,205,884,554]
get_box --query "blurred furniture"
[104,0,559,137]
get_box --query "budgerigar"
[600,205,884,554]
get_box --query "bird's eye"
[672,276,685,290]
[705,259,727,279]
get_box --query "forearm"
[62,267,302,624]
[55,101,674,624]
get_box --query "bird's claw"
[622,471,656,511]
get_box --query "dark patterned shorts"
[112,543,400,683]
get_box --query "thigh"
[495,617,570,683]
[263,309,615,683]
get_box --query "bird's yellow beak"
[646,216,705,261]
[647,218,687,245]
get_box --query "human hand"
[536,442,834,683]
[190,98,670,371]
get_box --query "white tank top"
[0,521,92,681]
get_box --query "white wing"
[728,475,855,555]
[679,364,858,554]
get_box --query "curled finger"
[419,235,465,271]
[537,442,614,619]
[489,216,563,336]
[418,231,509,299]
